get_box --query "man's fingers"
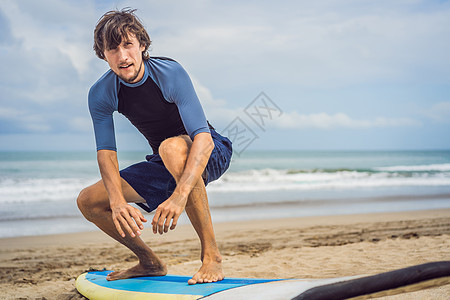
[153,206,169,235]
[136,209,147,225]
[158,214,166,234]
[113,217,126,238]
[129,208,144,232]
[134,207,147,224]
[163,212,174,233]
[140,215,148,225]
[126,213,142,236]
[156,208,170,235]
[152,209,161,234]
[170,213,180,230]
[153,203,183,234]
[119,214,136,237]
[111,204,148,238]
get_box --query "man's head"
[94,8,151,83]
[94,8,151,61]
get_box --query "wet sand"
[0,208,449,299]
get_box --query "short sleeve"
[166,63,210,139]
[88,79,118,151]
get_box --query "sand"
[0,208,449,299]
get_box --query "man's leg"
[159,135,224,284]
[77,179,167,280]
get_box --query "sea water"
[0,150,449,238]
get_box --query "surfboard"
[76,261,450,300]
[75,271,286,299]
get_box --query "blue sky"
[0,0,449,151]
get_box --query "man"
[76,8,232,285]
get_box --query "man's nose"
[117,46,128,61]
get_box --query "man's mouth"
[119,63,133,69]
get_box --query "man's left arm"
[152,132,214,234]
[151,60,215,234]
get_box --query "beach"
[1,208,449,299]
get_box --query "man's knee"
[159,135,191,161]
[77,188,91,215]
[76,187,105,221]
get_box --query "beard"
[119,61,144,83]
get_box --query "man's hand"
[152,192,188,234]
[111,203,147,238]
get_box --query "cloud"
[0,0,104,136]
[190,76,238,124]
[272,111,420,129]
[425,102,450,123]
[2,0,97,76]
[0,107,51,133]
[0,0,448,150]
[144,0,450,89]
[192,77,421,130]
[69,117,93,132]
[0,9,13,44]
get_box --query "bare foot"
[106,262,167,281]
[188,256,224,285]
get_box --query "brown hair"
[93,8,151,60]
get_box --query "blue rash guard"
[88,57,210,154]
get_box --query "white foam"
[0,177,98,203]
[374,163,450,172]
[207,168,450,192]
[2,166,450,203]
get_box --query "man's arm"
[97,149,146,238]
[152,132,214,234]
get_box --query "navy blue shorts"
[120,129,232,212]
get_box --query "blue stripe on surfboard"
[85,271,282,296]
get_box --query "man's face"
[103,33,145,84]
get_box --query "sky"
[0,0,449,151]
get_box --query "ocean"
[1,150,449,238]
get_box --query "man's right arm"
[97,149,146,238]
[89,80,145,238]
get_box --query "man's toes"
[106,272,119,281]
[202,273,215,283]
[206,274,215,282]
[188,278,196,285]
[189,270,224,285]
[188,274,201,285]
